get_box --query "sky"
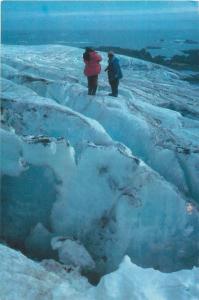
[2,1,199,31]
[2,0,199,2]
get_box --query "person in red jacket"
[83,48,102,95]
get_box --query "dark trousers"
[87,75,98,95]
[110,79,119,97]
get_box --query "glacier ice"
[25,223,56,260]
[0,244,199,300]
[51,236,95,271]
[0,45,199,287]
[1,45,199,203]
[1,127,198,274]
[0,244,91,300]
[93,255,199,300]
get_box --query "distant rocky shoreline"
[96,46,199,83]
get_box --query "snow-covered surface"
[0,244,91,300]
[0,45,199,298]
[0,244,199,300]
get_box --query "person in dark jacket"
[83,47,102,95]
[105,51,123,97]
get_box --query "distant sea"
[2,1,199,57]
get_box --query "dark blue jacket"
[107,56,123,82]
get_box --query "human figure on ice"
[83,47,102,95]
[105,51,123,97]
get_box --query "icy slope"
[1,45,199,202]
[2,127,198,274]
[1,45,199,277]
[1,78,112,153]
[0,244,199,300]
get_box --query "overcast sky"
[2,1,199,31]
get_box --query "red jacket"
[84,51,102,77]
